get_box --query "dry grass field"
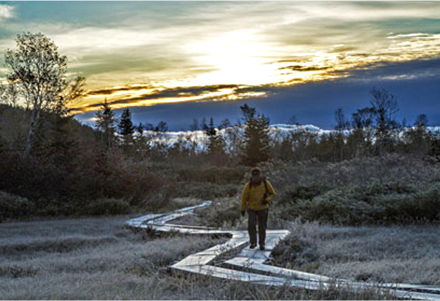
[0,216,228,299]
[272,222,440,285]
[1,214,434,300]
[0,215,400,300]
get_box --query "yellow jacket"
[241,179,276,211]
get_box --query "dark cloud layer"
[279,65,331,72]
[76,57,440,130]
[78,84,257,111]
[87,84,155,96]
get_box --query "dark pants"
[247,209,268,246]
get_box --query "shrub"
[278,183,330,205]
[176,181,239,199]
[278,184,440,225]
[0,191,35,221]
[35,198,76,217]
[196,201,241,228]
[271,233,319,268]
[84,198,131,216]
[176,166,247,184]
[0,265,38,278]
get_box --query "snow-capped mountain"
[138,124,437,154]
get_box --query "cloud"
[2,2,440,115]
[87,84,156,96]
[279,65,330,72]
[0,5,14,21]
[73,56,440,131]
[73,84,268,113]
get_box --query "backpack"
[263,178,270,205]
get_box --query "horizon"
[1,1,440,130]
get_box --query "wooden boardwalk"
[126,201,440,300]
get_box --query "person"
[240,167,276,250]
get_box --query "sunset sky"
[0,1,440,130]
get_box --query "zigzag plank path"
[126,201,440,300]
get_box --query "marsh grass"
[0,216,226,299]
[0,215,395,300]
[272,222,440,285]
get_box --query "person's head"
[250,167,262,184]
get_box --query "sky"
[0,1,439,130]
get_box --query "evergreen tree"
[277,137,294,161]
[118,108,134,137]
[201,117,208,132]
[334,108,349,132]
[240,104,270,165]
[95,99,116,149]
[334,108,349,161]
[136,122,145,137]
[118,108,135,152]
[205,117,216,137]
[134,122,150,160]
[404,114,430,156]
[205,117,226,157]
[240,104,256,123]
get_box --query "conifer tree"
[134,122,150,160]
[205,117,226,156]
[404,114,430,156]
[240,104,270,165]
[118,108,135,152]
[95,99,116,149]
[334,108,349,161]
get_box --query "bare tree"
[334,108,349,132]
[370,87,399,134]
[189,118,200,131]
[369,87,400,154]
[4,32,85,158]
[287,115,299,126]
[350,107,375,157]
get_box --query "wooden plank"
[127,201,440,300]
[224,257,332,282]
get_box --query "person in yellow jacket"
[240,167,276,250]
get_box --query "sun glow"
[30,2,437,114]
[186,30,280,86]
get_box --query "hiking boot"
[250,244,256,249]
[259,245,265,251]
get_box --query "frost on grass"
[0,216,225,299]
[272,222,440,285]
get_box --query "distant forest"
[1,32,440,222]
